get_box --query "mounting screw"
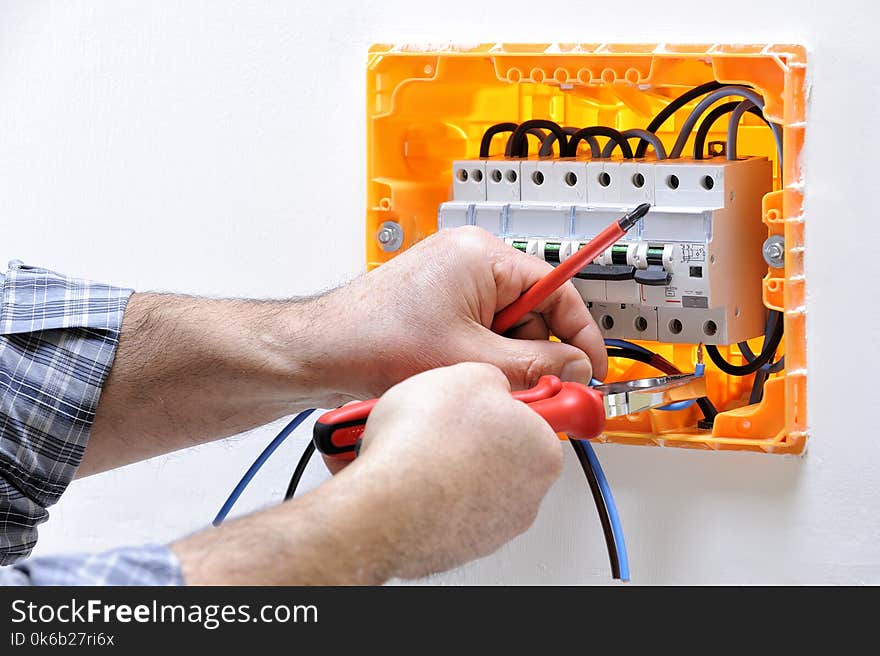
[762,235,785,268]
[377,221,403,252]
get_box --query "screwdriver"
[490,202,651,334]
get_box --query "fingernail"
[560,358,591,383]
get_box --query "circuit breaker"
[439,157,772,345]
[364,43,807,454]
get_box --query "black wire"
[566,126,632,158]
[693,101,768,159]
[739,337,785,372]
[605,347,718,423]
[284,441,316,501]
[635,80,726,157]
[767,355,785,374]
[739,308,786,403]
[705,310,784,376]
[569,438,620,580]
[748,369,770,405]
[479,122,519,158]
[508,120,568,158]
[538,126,580,157]
[504,128,547,157]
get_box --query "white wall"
[1,0,878,584]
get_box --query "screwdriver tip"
[619,203,651,231]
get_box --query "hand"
[173,362,563,585]
[350,362,564,580]
[317,226,606,401]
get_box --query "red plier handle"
[313,376,605,461]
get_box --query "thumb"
[473,331,593,390]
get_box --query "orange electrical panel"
[365,43,807,454]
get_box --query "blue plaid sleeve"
[0,261,187,587]
[0,261,133,566]
[0,544,184,586]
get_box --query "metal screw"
[762,235,785,268]
[377,221,403,252]
[377,227,394,244]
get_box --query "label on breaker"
[680,243,706,262]
[682,295,709,308]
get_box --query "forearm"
[171,460,400,585]
[81,292,347,476]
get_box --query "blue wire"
[655,399,695,412]
[604,338,653,356]
[578,439,630,582]
[586,379,629,581]
[212,409,316,527]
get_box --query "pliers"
[313,373,707,461]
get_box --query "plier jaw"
[592,374,707,418]
[313,373,707,461]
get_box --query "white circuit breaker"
[438,156,772,344]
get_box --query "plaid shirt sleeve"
[0,261,183,586]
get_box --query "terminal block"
[440,157,772,345]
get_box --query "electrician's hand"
[173,363,563,585]
[349,363,563,580]
[320,226,606,401]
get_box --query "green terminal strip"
[646,246,665,265]
[610,244,629,265]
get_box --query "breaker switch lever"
[574,264,636,281]
[634,265,672,286]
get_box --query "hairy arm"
[80,294,342,476]
[76,227,605,584]
[82,227,605,477]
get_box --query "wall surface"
[1,0,878,584]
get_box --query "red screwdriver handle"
[312,375,605,460]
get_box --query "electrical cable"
[748,366,770,405]
[747,356,785,403]
[212,408,316,527]
[693,101,766,159]
[504,128,548,158]
[740,314,786,372]
[668,86,772,159]
[569,437,628,581]
[508,120,568,158]
[539,126,591,158]
[566,126,633,158]
[727,100,758,160]
[733,103,784,162]
[284,440,316,501]
[604,338,653,356]
[605,346,679,375]
[600,128,667,159]
[705,310,783,376]
[740,313,786,404]
[479,122,519,158]
[635,80,726,157]
[686,89,784,386]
